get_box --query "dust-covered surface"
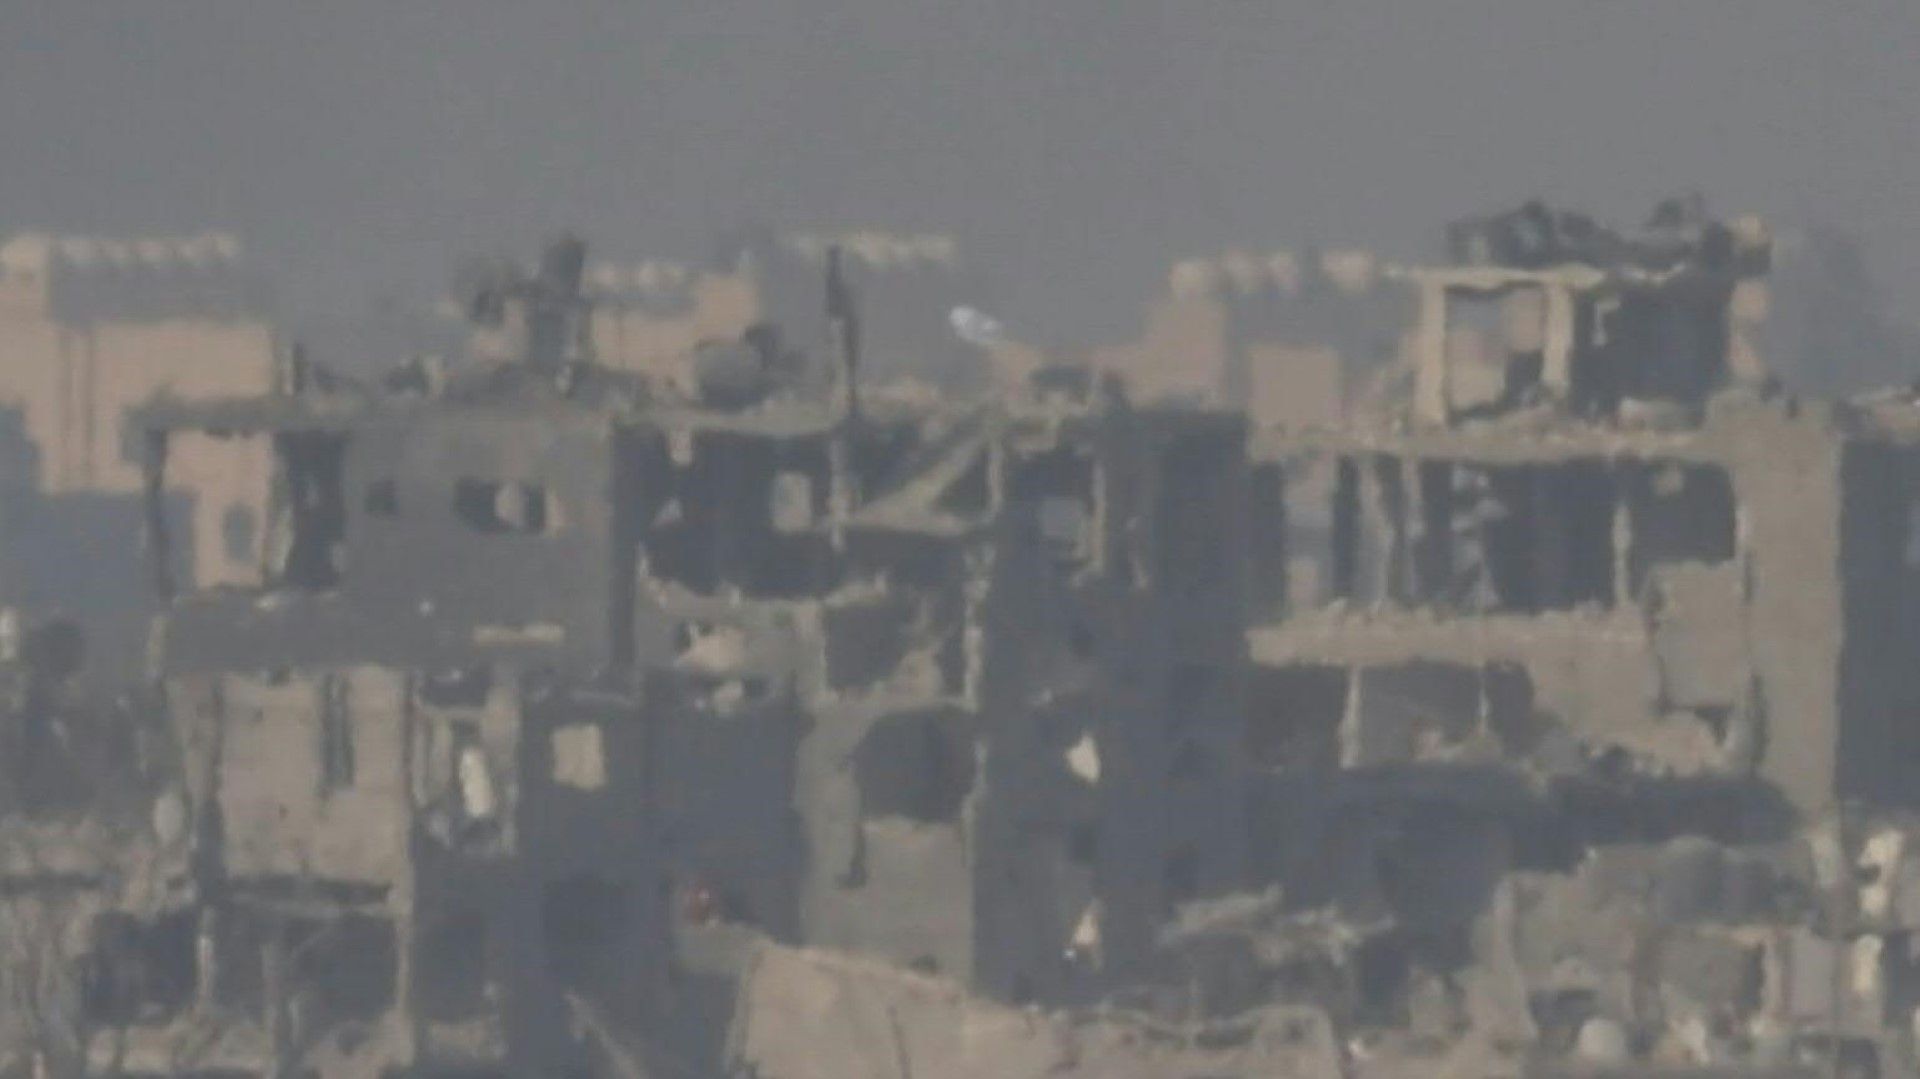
[0,200,1918,1077]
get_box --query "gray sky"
[2,1,1917,357]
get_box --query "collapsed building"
[1225,200,1920,1076]
[469,226,997,398]
[80,231,1250,1076]
[655,365,1249,1006]
[113,246,677,1076]
[9,198,1920,1076]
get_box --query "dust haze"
[0,4,1917,1078]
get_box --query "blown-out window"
[453,478,557,535]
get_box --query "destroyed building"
[79,229,1251,1076]
[654,370,1250,1009]
[469,226,997,398]
[117,246,674,1076]
[16,198,1920,1076]
[1219,200,1920,1076]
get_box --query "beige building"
[1089,248,1413,429]
[470,229,994,396]
[0,232,277,591]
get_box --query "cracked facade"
[4,199,1920,1076]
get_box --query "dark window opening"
[1350,663,1483,765]
[221,503,257,565]
[852,711,975,823]
[453,478,554,535]
[1010,447,1096,568]
[318,673,355,792]
[417,907,488,1020]
[1010,974,1036,1005]
[1479,468,1539,611]
[1248,463,1288,616]
[542,874,632,992]
[1157,433,1238,590]
[1628,462,1736,586]
[1246,666,1347,771]
[419,665,492,709]
[1351,931,1414,1027]
[80,910,196,1026]
[268,431,347,589]
[364,478,399,517]
[1605,295,1728,407]
[1502,349,1544,405]
[287,913,396,1024]
[1425,462,1617,613]
[1544,462,1618,607]
[1330,457,1361,599]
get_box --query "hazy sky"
[2,1,1917,355]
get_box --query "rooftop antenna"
[825,245,861,421]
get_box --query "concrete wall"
[162,660,668,1074]
[0,236,276,595]
[1090,253,1410,428]
[338,411,629,672]
[1245,397,1853,820]
[169,667,412,884]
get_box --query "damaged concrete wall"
[967,409,1250,1003]
[1247,395,1850,814]
[1090,249,1410,428]
[169,666,411,884]
[727,941,1344,1079]
[342,412,628,670]
[156,659,669,1076]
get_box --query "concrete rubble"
[0,198,1916,1076]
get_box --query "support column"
[195,905,221,1013]
[1248,464,1288,616]
[1485,468,1538,612]
[393,673,424,1068]
[1531,468,1570,609]
[1373,457,1410,605]
[1541,283,1578,397]
[141,429,174,600]
[1338,667,1365,769]
[1330,457,1360,601]
[1414,281,1452,426]
[1415,461,1454,605]
[1612,469,1635,608]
